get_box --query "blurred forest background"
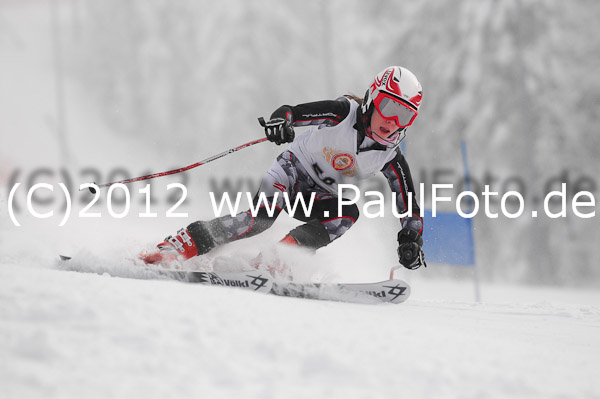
[1,0,599,286]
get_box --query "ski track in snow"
[1,260,599,399]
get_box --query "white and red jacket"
[272,97,423,234]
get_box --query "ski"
[160,272,410,304]
[58,255,410,304]
[162,270,410,304]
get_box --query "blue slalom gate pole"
[461,140,481,302]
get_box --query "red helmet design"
[362,66,423,148]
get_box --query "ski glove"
[397,228,427,270]
[264,117,295,145]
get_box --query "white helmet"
[361,66,423,147]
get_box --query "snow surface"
[1,2,600,398]
[1,258,599,399]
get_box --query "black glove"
[262,117,295,145]
[397,228,426,270]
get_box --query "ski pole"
[83,118,270,193]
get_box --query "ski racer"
[140,66,427,272]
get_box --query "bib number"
[312,164,335,185]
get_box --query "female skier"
[140,66,426,271]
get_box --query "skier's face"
[370,107,400,139]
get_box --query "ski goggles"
[373,93,418,128]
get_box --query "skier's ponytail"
[344,93,363,105]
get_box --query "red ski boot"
[139,228,199,266]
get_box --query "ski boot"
[139,228,199,266]
[139,222,216,267]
